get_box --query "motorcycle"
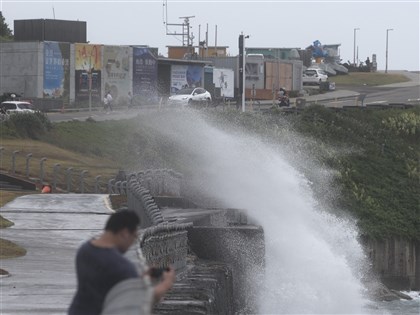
[278,94,290,107]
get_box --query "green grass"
[282,106,420,239]
[331,72,410,86]
[0,238,26,259]
[0,215,13,228]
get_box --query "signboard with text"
[170,64,203,94]
[103,45,130,104]
[133,47,158,104]
[43,41,70,99]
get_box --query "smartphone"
[149,267,170,279]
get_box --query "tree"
[0,12,13,40]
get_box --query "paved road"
[46,108,144,123]
[45,71,419,122]
[327,71,420,107]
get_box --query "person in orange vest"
[41,184,52,193]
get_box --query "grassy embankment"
[0,117,129,259]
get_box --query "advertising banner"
[213,68,234,98]
[133,47,158,104]
[170,65,203,94]
[43,41,70,99]
[103,45,130,105]
[75,43,102,102]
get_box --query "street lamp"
[242,34,249,112]
[385,28,394,73]
[353,28,360,67]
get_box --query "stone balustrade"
[137,223,193,270]
[126,170,191,272]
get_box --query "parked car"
[168,87,212,107]
[302,68,328,85]
[0,101,36,114]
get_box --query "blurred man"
[68,210,175,315]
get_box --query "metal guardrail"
[0,147,116,193]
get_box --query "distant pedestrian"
[106,91,113,112]
[103,96,109,112]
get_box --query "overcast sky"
[1,0,419,71]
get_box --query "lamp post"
[353,28,360,67]
[88,68,92,115]
[385,28,394,73]
[242,34,249,112]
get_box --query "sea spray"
[137,110,370,313]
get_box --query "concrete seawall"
[362,236,420,290]
[108,170,266,314]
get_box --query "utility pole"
[385,28,393,73]
[162,0,195,47]
[353,28,360,67]
[179,16,195,46]
[239,33,249,112]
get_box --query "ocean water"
[138,111,418,314]
[372,291,420,315]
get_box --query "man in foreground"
[68,210,175,315]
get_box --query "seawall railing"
[124,170,191,272]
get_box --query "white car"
[302,68,329,85]
[168,87,212,106]
[0,101,36,114]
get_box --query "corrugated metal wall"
[265,60,299,92]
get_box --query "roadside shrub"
[2,112,52,139]
[382,112,420,136]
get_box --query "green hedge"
[0,112,52,139]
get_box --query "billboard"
[75,43,102,102]
[43,41,70,99]
[133,47,158,104]
[103,45,130,104]
[170,65,203,94]
[213,68,234,98]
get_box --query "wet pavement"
[0,194,116,315]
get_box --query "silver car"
[168,87,212,107]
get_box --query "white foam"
[139,111,371,314]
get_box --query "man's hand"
[152,266,175,303]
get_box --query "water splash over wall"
[138,110,370,314]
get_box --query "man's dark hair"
[105,210,140,233]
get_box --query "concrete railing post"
[53,163,61,191]
[95,175,101,193]
[108,179,115,194]
[39,157,47,184]
[25,153,33,178]
[66,167,73,193]
[12,150,20,175]
[80,170,88,193]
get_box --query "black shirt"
[68,241,138,315]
